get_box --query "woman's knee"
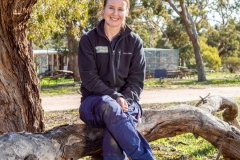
[97,96,126,125]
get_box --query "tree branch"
[165,0,181,16]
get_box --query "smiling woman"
[102,0,129,41]
[77,0,156,159]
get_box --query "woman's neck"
[104,24,121,41]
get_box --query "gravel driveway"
[41,86,240,112]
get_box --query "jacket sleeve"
[78,34,123,100]
[120,35,146,105]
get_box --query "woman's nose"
[112,9,118,15]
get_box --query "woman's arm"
[120,36,146,105]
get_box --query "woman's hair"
[103,0,130,11]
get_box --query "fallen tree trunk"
[0,95,239,159]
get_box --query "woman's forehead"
[105,0,128,8]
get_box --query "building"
[33,48,179,78]
[33,49,68,75]
[144,48,179,78]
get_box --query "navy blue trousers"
[79,95,155,160]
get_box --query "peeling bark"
[0,96,239,159]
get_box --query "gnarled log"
[0,95,239,159]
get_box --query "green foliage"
[126,0,166,48]
[207,22,240,57]
[199,37,221,71]
[141,0,165,15]
[82,0,102,32]
[28,0,89,49]
[207,0,240,57]
[164,18,189,48]
[222,57,240,73]
[28,0,65,45]
[178,43,195,67]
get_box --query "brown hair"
[103,0,130,11]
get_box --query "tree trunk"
[0,0,44,134]
[0,95,239,159]
[66,21,81,82]
[179,3,206,81]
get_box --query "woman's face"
[102,0,128,29]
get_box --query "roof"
[33,49,59,55]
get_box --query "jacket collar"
[96,19,132,39]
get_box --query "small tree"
[222,57,240,73]
[200,38,221,71]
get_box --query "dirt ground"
[41,86,240,112]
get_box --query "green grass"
[205,71,240,79]
[40,77,74,86]
[150,134,219,160]
[40,77,80,96]
[144,72,240,89]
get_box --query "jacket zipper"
[112,39,123,91]
[117,49,121,69]
[112,50,117,91]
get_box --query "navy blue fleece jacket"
[78,20,146,105]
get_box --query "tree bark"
[66,21,81,82]
[0,0,44,134]
[0,95,239,159]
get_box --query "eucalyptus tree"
[0,0,44,134]
[28,0,89,81]
[206,0,240,57]
[162,18,194,66]
[140,0,209,81]
[206,21,240,57]
[163,0,210,81]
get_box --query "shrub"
[222,57,240,73]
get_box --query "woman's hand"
[116,97,128,112]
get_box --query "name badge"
[96,46,108,53]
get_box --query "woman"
[78,0,155,159]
